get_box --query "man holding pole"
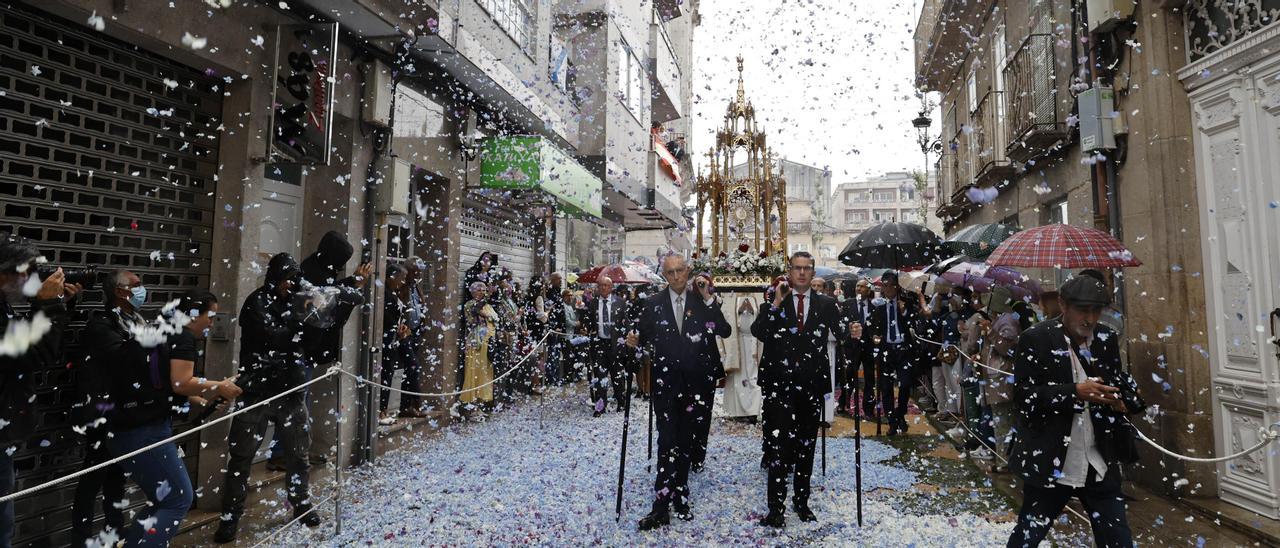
[752,252,862,527]
[626,254,730,530]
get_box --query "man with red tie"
[751,252,862,528]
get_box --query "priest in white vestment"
[721,296,762,420]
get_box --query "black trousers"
[859,349,878,416]
[875,343,912,427]
[651,379,712,511]
[71,424,125,543]
[221,395,312,519]
[590,337,626,409]
[689,381,716,467]
[380,340,422,413]
[1008,466,1133,548]
[761,383,822,512]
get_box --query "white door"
[1188,52,1280,518]
[259,179,305,266]
[254,177,304,461]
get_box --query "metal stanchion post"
[335,366,344,538]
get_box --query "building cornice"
[1178,21,1280,91]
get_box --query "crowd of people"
[0,225,1145,547]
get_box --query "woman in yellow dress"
[461,281,498,406]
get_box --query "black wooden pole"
[615,369,633,521]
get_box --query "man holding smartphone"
[752,252,862,527]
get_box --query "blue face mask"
[128,285,147,309]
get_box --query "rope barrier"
[911,377,1093,526]
[0,366,342,504]
[248,492,338,548]
[910,329,1280,464]
[344,329,568,398]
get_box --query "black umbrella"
[838,222,954,269]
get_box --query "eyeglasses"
[789,265,814,272]
[663,268,688,276]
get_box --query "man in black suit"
[582,276,629,415]
[868,271,925,435]
[626,254,731,530]
[1007,272,1144,548]
[752,252,862,527]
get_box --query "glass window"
[550,34,570,94]
[482,0,537,54]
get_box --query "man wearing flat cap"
[1007,271,1145,548]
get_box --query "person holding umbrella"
[868,271,929,436]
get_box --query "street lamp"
[911,99,942,225]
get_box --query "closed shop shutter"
[0,4,221,544]
[458,197,538,287]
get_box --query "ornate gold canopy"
[695,57,787,257]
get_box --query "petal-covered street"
[262,391,1040,546]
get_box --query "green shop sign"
[480,136,602,219]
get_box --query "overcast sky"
[691,0,928,191]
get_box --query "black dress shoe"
[592,410,603,418]
[212,517,239,543]
[794,504,817,522]
[673,502,693,521]
[638,509,671,531]
[759,510,785,528]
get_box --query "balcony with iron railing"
[1003,33,1068,162]
[650,7,683,123]
[972,89,1017,186]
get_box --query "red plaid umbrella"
[986,223,1141,268]
[576,263,659,285]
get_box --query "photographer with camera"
[215,253,319,543]
[0,233,80,547]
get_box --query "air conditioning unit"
[1087,0,1135,33]
[362,61,394,127]
[372,156,412,214]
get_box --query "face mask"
[129,285,147,309]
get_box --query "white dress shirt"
[1058,337,1109,488]
[669,287,715,335]
[597,296,613,338]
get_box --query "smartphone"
[361,247,373,265]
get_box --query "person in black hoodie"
[215,253,320,543]
[0,233,78,548]
[265,231,369,470]
[72,269,149,545]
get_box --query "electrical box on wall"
[1079,86,1118,153]
[1087,0,1135,33]
[362,61,394,127]
[372,157,412,214]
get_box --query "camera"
[36,265,99,289]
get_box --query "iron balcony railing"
[1003,33,1067,160]
[972,89,1016,184]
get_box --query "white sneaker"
[970,447,995,460]
[945,426,966,440]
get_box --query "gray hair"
[660,253,688,271]
[468,281,488,292]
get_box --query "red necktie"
[796,294,806,331]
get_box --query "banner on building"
[268,23,339,165]
[480,136,603,219]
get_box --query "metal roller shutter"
[0,4,221,544]
[458,197,537,288]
